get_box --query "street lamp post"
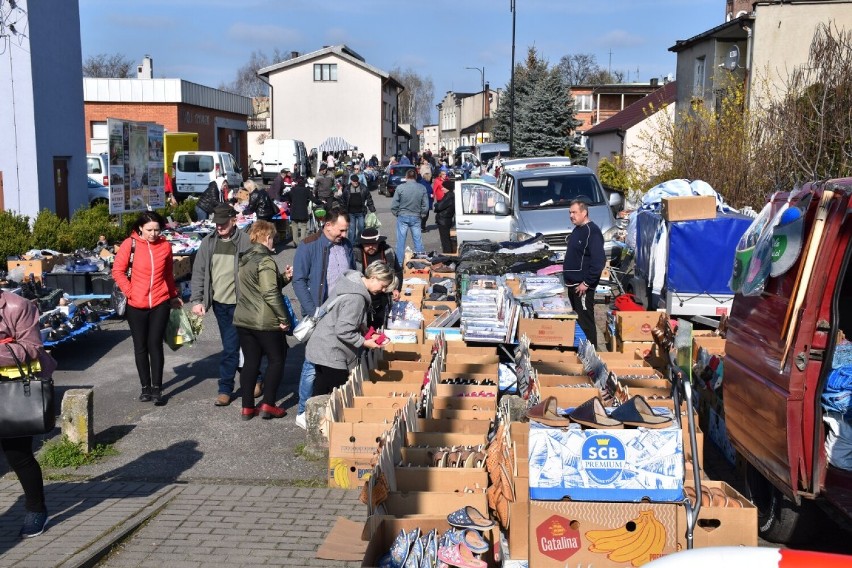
[510,0,516,156]
[466,66,485,146]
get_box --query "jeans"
[297,359,316,414]
[348,213,365,243]
[212,301,240,395]
[396,215,424,261]
[126,301,171,390]
[196,206,209,221]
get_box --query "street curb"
[57,485,182,568]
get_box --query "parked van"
[452,160,621,252]
[174,151,243,198]
[723,180,852,542]
[260,139,309,183]
[87,153,109,187]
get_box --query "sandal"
[526,396,570,427]
[447,506,495,530]
[568,397,624,429]
[609,395,673,429]
[463,529,489,554]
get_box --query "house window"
[693,57,706,97]
[575,94,594,112]
[313,63,338,82]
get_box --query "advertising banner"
[107,118,166,214]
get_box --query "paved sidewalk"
[0,480,366,568]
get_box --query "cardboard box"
[431,396,497,411]
[446,343,497,357]
[376,359,430,372]
[343,407,404,423]
[661,195,716,222]
[405,432,487,448]
[434,383,498,398]
[532,360,586,375]
[527,347,578,363]
[618,340,655,357]
[538,386,600,407]
[349,396,417,409]
[529,501,679,566]
[616,311,663,342]
[328,456,374,489]
[677,480,757,548]
[692,336,726,362]
[518,318,576,347]
[528,422,684,502]
[367,369,424,384]
[431,408,495,421]
[415,418,492,434]
[381,491,488,518]
[8,254,65,282]
[509,500,529,560]
[362,516,497,568]
[359,382,421,397]
[536,375,593,388]
[392,467,488,493]
[172,255,192,280]
[329,421,392,460]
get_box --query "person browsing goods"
[391,169,428,261]
[563,199,605,349]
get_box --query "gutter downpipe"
[742,21,753,106]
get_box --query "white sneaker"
[295,413,307,430]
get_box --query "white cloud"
[324,27,351,45]
[596,30,646,49]
[228,23,302,45]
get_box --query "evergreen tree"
[493,47,582,156]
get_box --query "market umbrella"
[318,136,355,153]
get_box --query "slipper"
[525,396,570,427]
[437,543,486,568]
[447,505,495,530]
[568,397,624,429]
[463,529,489,554]
[609,395,673,429]
[389,529,411,568]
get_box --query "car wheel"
[250,168,259,178]
[742,461,818,544]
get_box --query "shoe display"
[295,412,307,429]
[214,394,232,407]
[609,395,673,429]
[568,397,624,429]
[258,403,286,419]
[19,511,48,539]
[525,396,570,427]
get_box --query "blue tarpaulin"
[636,211,751,295]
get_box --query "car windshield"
[517,173,603,209]
[389,166,414,176]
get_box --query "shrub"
[31,209,69,251]
[0,210,32,260]
[59,204,123,251]
[156,197,197,224]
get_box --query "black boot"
[151,387,165,406]
[139,386,152,402]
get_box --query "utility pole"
[466,66,485,145]
[510,0,516,156]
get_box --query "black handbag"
[0,345,55,438]
[111,238,136,317]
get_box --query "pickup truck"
[723,180,852,542]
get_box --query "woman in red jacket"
[113,211,182,404]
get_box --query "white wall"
[624,103,675,178]
[269,54,383,159]
[587,133,623,173]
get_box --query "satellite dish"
[725,45,740,71]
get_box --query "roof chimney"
[650,77,659,87]
[290,51,299,59]
[137,55,153,79]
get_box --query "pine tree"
[492,47,581,156]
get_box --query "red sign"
[536,515,581,562]
[641,323,652,334]
[715,307,729,316]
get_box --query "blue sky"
[79,0,721,124]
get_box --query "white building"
[420,124,439,153]
[258,45,403,163]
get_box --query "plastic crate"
[44,272,92,295]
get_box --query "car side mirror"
[494,202,509,216]
[608,191,624,211]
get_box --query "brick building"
[83,58,252,173]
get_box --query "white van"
[260,139,309,183]
[87,153,109,186]
[174,151,243,198]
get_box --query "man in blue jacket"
[391,169,428,261]
[563,199,605,348]
[292,209,353,428]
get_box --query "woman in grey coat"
[305,262,396,394]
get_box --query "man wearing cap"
[342,174,376,243]
[353,228,402,328]
[563,199,605,349]
[391,169,428,261]
[292,209,353,429]
[313,163,335,209]
[190,204,260,406]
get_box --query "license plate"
[178,184,195,192]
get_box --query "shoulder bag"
[111,238,136,317]
[0,344,55,438]
[292,294,348,343]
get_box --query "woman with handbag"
[113,211,183,405]
[233,221,293,420]
[0,288,58,538]
[305,261,394,395]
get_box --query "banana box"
[529,501,679,567]
[328,456,374,489]
[528,420,684,502]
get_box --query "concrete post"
[303,394,330,460]
[61,389,94,453]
